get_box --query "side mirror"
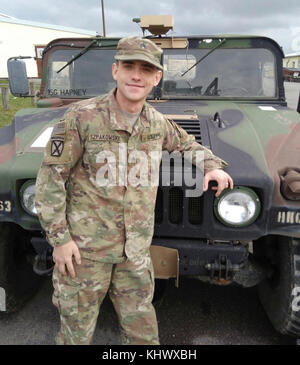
[7,57,34,97]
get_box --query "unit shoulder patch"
[51,139,65,157]
[50,121,66,157]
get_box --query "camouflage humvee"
[2,15,300,339]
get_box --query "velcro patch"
[50,121,65,157]
[51,139,64,156]
[52,121,65,136]
[141,132,161,142]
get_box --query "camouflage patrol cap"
[114,36,163,70]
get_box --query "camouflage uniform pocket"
[84,141,111,165]
[84,141,113,183]
[52,267,80,317]
[57,288,80,317]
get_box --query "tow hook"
[205,255,240,284]
[33,251,54,276]
[31,237,54,276]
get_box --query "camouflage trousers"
[52,256,159,345]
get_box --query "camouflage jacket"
[35,88,227,263]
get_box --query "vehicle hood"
[0,107,68,177]
[3,101,300,202]
[152,99,300,208]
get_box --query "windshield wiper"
[181,38,226,77]
[57,39,98,73]
[57,38,119,73]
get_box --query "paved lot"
[0,276,295,345]
[0,82,299,346]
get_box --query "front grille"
[154,187,203,225]
[169,187,184,224]
[175,120,202,144]
[154,118,203,227]
[188,196,203,224]
[155,188,163,224]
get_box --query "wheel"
[254,235,300,337]
[0,223,43,312]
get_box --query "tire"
[255,235,300,337]
[0,222,43,312]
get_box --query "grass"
[0,89,36,128]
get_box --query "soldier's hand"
[203,169,234,197]
[53,240,81,278]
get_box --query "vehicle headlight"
[214,186,261,227]
[20,180,37,216]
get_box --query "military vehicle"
[2,15,300,339]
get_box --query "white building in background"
[283,53,300,69]
[0,13,96,78]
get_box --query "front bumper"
[151,238,248,278]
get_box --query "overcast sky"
[1,0,300,55]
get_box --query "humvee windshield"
[162,48,276,98]
[46,46,276,99]
[47,49,116,98]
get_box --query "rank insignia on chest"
[51,138,64,156]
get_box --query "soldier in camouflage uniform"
[35,36,233,345]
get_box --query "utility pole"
[101,0,106,37]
